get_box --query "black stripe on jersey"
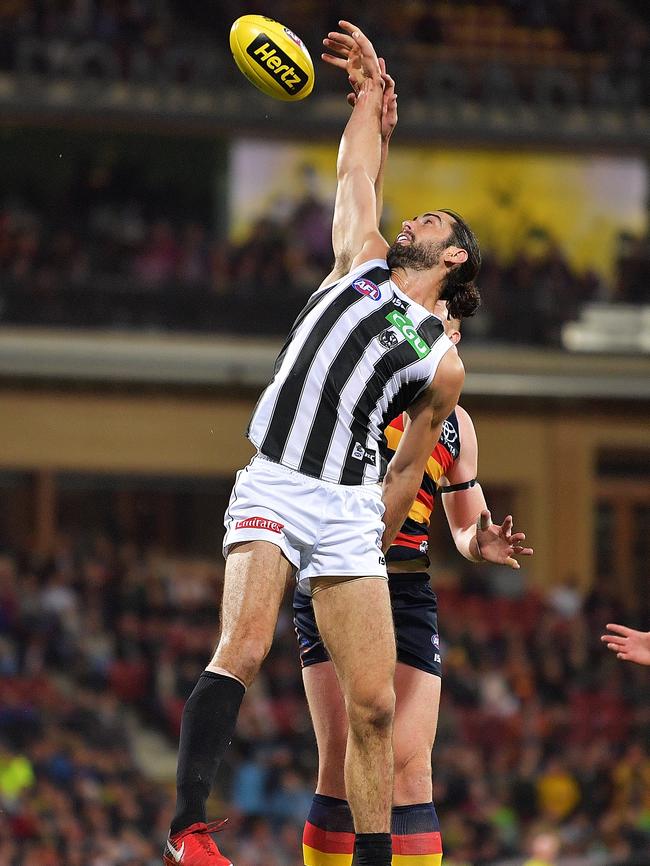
[421,474,437,496]
[399,516,430,536]
[370,318,447,480]
[340,316,444,484]
[297,296,402,477]
[380,317,446,431]
[260,266,389,461]
[246,283,335,440]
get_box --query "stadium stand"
[1,537,649,865]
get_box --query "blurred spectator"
[0,531,649,864]
[523,831,561,866]
[1,193,644,343]
[132,220,179,287]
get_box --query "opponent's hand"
[322,20,382,87]
[347,59,397,140]
[475,510,533,570]
[601,624,650,666]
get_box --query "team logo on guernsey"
[379,329,399,349]
[352,277,381,301]
[235,516,284,533]
[441,419,460,458]
[385,311,431,359]
[352,442,377,465]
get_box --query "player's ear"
[444,246,468,266]
[450,328,461,346]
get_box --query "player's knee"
[346,687,395,735]
[214,635,271,686]
[393,750,433,803]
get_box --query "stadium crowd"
[1,533,649,866]
[1,196,647,344]
[2,0,649,108]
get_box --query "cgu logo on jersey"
[385,311,431,359]
[352,278,381,301]
[246,34,310,95]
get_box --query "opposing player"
[164,22,479,866]
[601,624,650,665]
[295,304,533,866]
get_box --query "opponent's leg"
[391,663,442,865]
[312,577,396,866]
[302,662,354,866]
[170,541,292,836]
[303,661,348,798]
[301,660,442,866]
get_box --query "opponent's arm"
[381,350,464,552]
[601,624,650,665]
[319,22,388,285]
[440,406,533,569]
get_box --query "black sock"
[354,833,392,866]
[170,671,245,835]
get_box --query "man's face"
[387,211,455,271]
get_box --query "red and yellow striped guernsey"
[384,410,460,564]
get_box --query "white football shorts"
[223,454,387,591]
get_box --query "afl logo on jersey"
[352,278,381,301]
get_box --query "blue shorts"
[293,572,442,677]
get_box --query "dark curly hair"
[438,209,481,319]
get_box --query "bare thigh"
[207,540,293,686]
[311,577,396,710]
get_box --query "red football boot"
[163,820,232,866]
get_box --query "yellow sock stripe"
[303,843,353,866]
[393,855,443,866]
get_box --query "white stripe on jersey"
[247,275,352,441]
[248,259,453,485]
[281,273,393,468]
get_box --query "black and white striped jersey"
[247,259,454,486]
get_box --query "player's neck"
[390,266,445,313]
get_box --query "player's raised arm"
[381,350,465,551]
[440,405,533,568]
[319,22,388,285]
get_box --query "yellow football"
[229,14,314,102]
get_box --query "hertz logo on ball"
[230,14,315,102]
[246,34,309,95]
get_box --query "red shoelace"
[196,819,229,856]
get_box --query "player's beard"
[386,239,445,271]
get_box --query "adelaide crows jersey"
[385,410,461,563]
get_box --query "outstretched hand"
[322,20,382,86]
[347,58,397,140]
[601,624,650,665]
[475,510,533,570]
